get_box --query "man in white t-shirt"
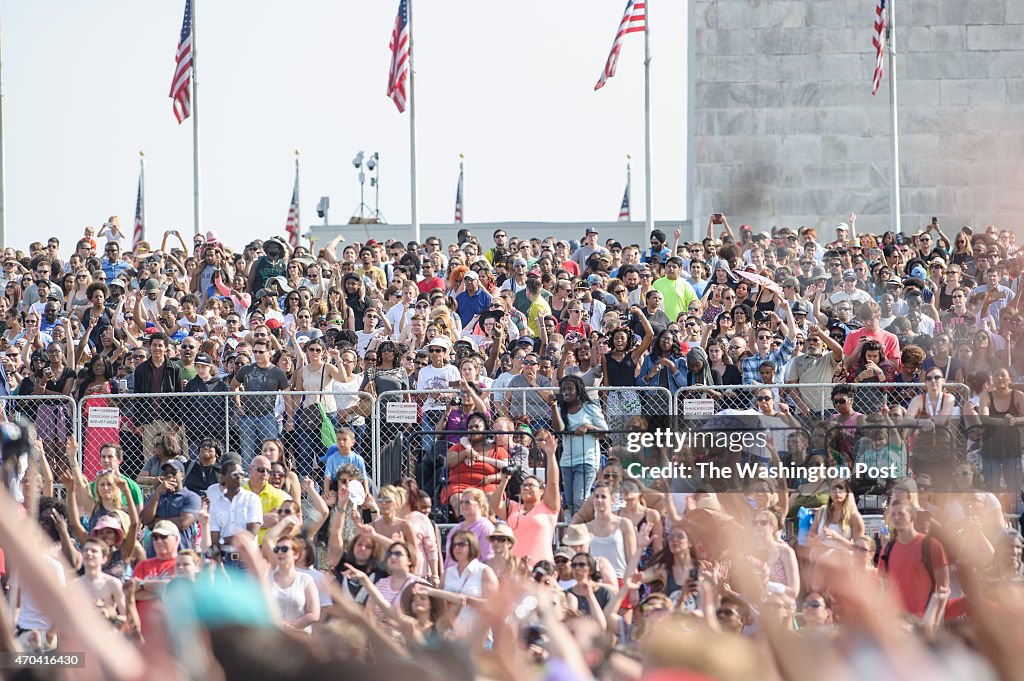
[416,336,460,453]
[356,308,391,357]
[385,281,419,338]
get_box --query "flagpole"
[0,5,6,247]
[295,149,303,248]
[627,154,632,219]
[642,0,654,239]
[191,0,201,237]
[407,0,420,243]
[887,0,901,234]
[139,150,146,239]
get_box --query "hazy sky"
[4,1,687,250]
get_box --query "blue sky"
[4,0,687,249]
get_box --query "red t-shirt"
[558,260,580,277]
[843,327,901,364]
[418,276,446,295]
[843,327,901,363]
[884,534,947,616]
[133,556,176,634]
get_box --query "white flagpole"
[887,0,901,234]
[643,0,654,239]
[295,149,303,247]
[407,0,420,243]
[139,150,146,238]
[627,154,632,218]
[0,5,6,247]
[191,0,201,237]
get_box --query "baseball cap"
[463,270,479,281]
[810,267,828,281]
[585,227,599,235]
[151,519,179,537]
[162,459,186,474]
[791,301,810,315]
[513,257,528,268]
[554,546,575,562]
[911,266,928,280]
[842,269,857,281]
[835,222,850,233]
[254,288,274,300]
[265,318,284,331]
[90,514,125,542]
[194,352,215,366]
[144,279,161,292]
[454,336,478,350]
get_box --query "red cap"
[265,318,284,331]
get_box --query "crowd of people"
[1,214,1023,681]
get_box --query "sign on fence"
[386,402,418,424]
[87,407,120,429]
[682,399,715,418]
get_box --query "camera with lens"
[754,310,772,323]
[502,464,521,477]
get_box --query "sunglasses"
[452,541,469,548]
[803,600,824,609]
[253,466,269,474]
[272,545,292,554]
[833,398,849,405]
[386,550,408,559]
[570,562,589,569]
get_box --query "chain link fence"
[9,380,1017,511]
[78,390,373,488]
[674,382,975,485]
[3,394,78,480]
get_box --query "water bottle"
[797,506,814,547]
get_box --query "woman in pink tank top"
[488,426,561,566]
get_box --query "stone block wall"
[689,0,1024,235]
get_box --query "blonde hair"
[810,479,856,537]
[378,484,407,508]
[461,487,489,514]
[92,471,123,510]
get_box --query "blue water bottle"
[797,506,814,547]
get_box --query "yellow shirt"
[244,481,292,544]
[526,296,552,336]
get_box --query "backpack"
[880,534,937,592]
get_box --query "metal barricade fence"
[675,382,972,482]
[3,394,78,478]
[78,390,373,486]
[373,385,672,502]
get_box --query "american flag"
[170,0,193,123]
[618,181,630,222]
[387,0,410,113]
[285,168,300,248]
[595,0,646,91]
[872,0,886,95]
[132,171,145,251]
[454,166,464,224]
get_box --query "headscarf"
[686,346,715,387]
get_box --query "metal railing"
[3,394,79,478]
[0,380,1010,503]
[77,390,372,483]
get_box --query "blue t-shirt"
[455,288,492,327]
[322,448,369,482]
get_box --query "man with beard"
[785,325,843,415]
